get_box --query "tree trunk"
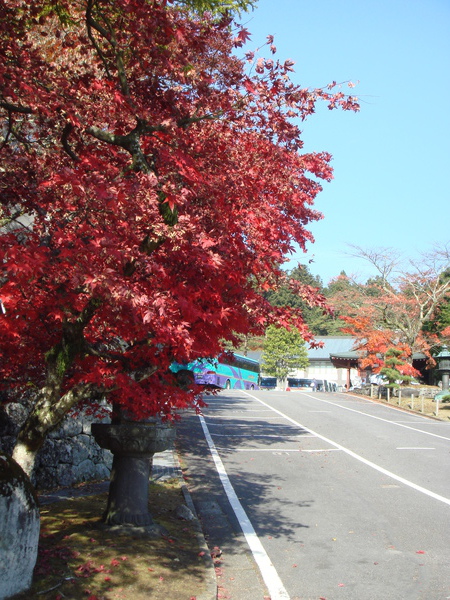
[11,441,40,481]
[12,382,93,478]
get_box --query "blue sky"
[238,0,450,285]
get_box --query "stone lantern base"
[91,422,176,531]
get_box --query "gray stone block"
[56,463,76,487]
[71,435,91,465]
[0,453,40,600]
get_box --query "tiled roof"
[308,337,357,360]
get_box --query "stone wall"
[0,402,112,491]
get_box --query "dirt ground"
[11,479,213,600]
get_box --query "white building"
[249,336,361,391]
[289,336,361,390]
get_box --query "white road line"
[301,448,342,453]
[208,406,270,415]
[226,448,301,452]
[203,422,290,428]
[391,420,435,424]
[299,393,450,441]
[211,433,312,438]
[243,392,450,507]
[206,408,275,412]
[205,415,287,419]
[396,447,436,450]
[198,414,290,600]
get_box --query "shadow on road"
[177,393,316,546]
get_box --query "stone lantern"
[434,345,450,402]
[91,419,176,532]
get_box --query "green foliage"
[260,325,308,382]
[176,0,257,15]
[265,265,341,335]
[423,268,450,337]
[364,276,387,298]
[379,348,412,388]
[323,271,353,295]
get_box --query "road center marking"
[396,447,435,450]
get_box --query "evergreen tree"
[422,269,450,341]
[379,348,412,389]
[265,265,342,335]
[260,325,308,388]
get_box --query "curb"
[172,450,218,600]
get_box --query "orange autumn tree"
[330,245,450,377]
[340,315,420,379]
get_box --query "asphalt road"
[177,389,450,600]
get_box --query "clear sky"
[238,0,450,285]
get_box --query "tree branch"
[85,0,112,79]
[85,0,130,97]
[0,101,33,114]
[61,123,80,161]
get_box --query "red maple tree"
[0,0,359,476]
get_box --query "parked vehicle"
[258,376,277,390]
[171,353,260,390]
[287,378,315,391]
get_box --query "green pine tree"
[379,348,412,389]
[264,265,342,335]
[261,325,309,388]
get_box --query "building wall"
[289,361,359,389]
[253,336,361,390]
